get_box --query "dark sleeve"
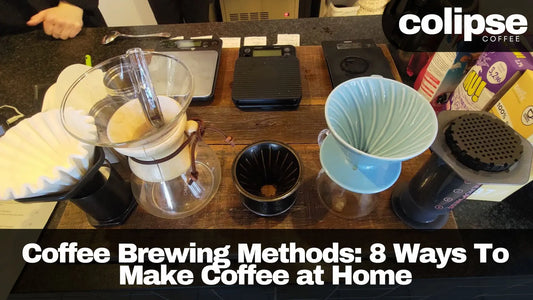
[62,0,99,10]
[64,0,107,26]
[0,0,104,35]
[148,0,210,24]
[0,1,39,35]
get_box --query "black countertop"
[0,15,532,229]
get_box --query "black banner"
[382,0,533,52]
[3,229,533,295]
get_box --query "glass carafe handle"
[317,129,330,147]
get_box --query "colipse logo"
[398,7,528,42]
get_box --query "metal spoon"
[101,30,172,45]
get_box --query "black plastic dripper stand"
[392,111,533,230]
[16,147,136,227]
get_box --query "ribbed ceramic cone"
[325,77,437,161]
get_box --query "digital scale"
[321,40,394,87]
[232,45,302,110]
[156,38,222,104]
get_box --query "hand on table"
[26,1,84,40]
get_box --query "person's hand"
[26,1,84,40]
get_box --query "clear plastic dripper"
[126,48,165,128]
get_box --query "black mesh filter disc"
[445,113,523,172]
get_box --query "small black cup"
[232,141,302,216]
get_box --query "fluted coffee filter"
[0,109,95,200]
[326,77,437,160]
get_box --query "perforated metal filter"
[444,113,523,172]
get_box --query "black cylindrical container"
[69,163,135,227]
[392,154,482,229]
[16,147,136,227]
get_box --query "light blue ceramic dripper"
[317,76,438,219]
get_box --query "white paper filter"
[0,109,95,200]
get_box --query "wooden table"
[51,45,457,229]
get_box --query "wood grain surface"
[52,45,457,229]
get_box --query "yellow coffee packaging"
[490,69,533,144]
[449,50,533,111]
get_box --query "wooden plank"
[209,48,238,107]
[55,144,457,229]
[298,46,334,105]
[377,44,403,82]
[187,105,327,145]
